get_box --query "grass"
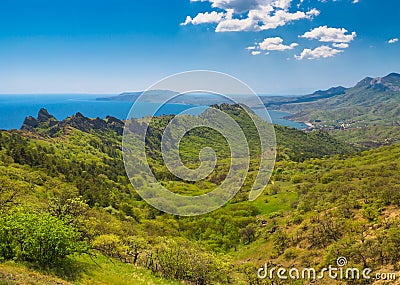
[330,125,400,148]
[231,183,298,263]
[75,255,182,285]
[0,262,74,285]
[0,182,299,285]
[0,255,182,285]
[251,182,298,216]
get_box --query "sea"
[0,94,307,130]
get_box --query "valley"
[0,104,399,284]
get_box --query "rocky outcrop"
[355,73,400,92]
[37,108,57,124]
[21,108,59,132]
[20,109,125,136]
[21,116,39,132]
[105,116,126,134]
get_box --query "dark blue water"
[0,94,307,130]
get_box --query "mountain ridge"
[97,73,400,108]
[19,105,357,162]
[21,108,124,136]
[271,72,400,126]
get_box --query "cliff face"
[21,116,39,132]
[21,108,58,132]
[37,108,57,124]
[21,109,124,136]
[355,73,400,92]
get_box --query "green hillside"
[0,106,398,284]
[330,125,400,148]
[266,73,400,149]
[231,143,400,284]
[275,73,400,127]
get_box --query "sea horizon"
[0,93,307,130]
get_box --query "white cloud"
[183,0,320,32]
[258,37,298,51]
[300,26,356,43]
[352,0,359,3]
[190,0,292,13]
[248,36,298,55]
[184,0,356,58]
[295,45,343,60]
[181,11,226,25]
[215,7,319,32]
[215,17,256,32]
[258,9,320,31]
[207,0,262,13]
[388,38,399,44]
[274,0,292,9]
[332,42,349,48]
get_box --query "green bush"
[149,237,230,285]
[0,210,87,266]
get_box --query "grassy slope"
[231,144,400,279]
[1,138,399,284]
[0,263,74,285]
[0,255,181,285]
[274,82,400,148]
[277,81,400,127]
[330,125,400,148]
[0,107,397,284]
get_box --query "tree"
[272,228,288,256]
[0,210,87,266]
[240,226,256,244]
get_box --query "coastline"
[273,109,310,130]
[304,121,315,128]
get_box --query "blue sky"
[0,0,399,94]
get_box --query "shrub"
[92,234,125,260]
[146,237,230,285]
[0,210,87,266]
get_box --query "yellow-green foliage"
[0,107,398,284]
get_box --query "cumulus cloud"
[184,0,357,59]
[388,38,399,44]
[295,45,343,60]
[300,26,356,43]
[183,0,320,32]
[181,11,226,25]
[210,0,262,13]
[258,9,320,31]
[332,42,349,48]
[258,37,298,51]
[247,37,298,55]
[298,26,355,58]
[190,0,290,13]
[215,7,319,32]
[215,17,255,32]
